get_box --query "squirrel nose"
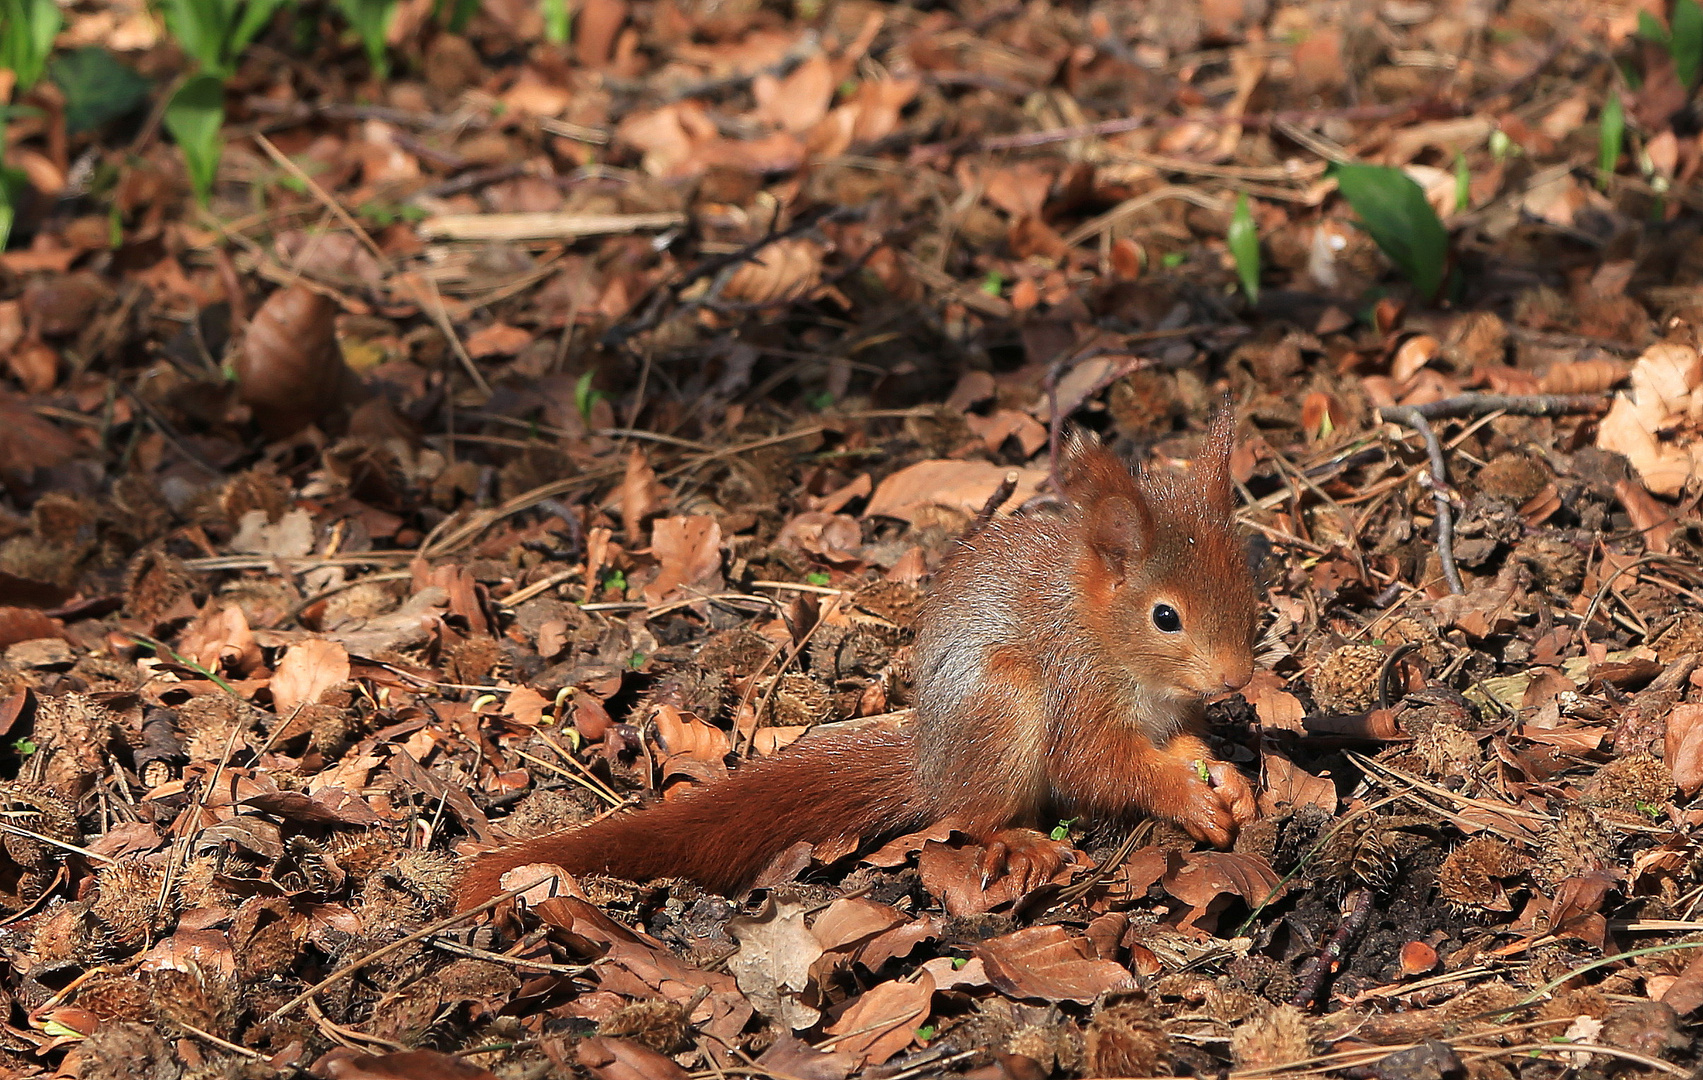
[1217,659,1254,693]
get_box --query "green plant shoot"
[543,0,573,43]
[0,0,61,91]
[165,75,226,206]
[1328,162,1449,301]
[162,0,288,78]
[1598,91,1625,191]
[333,0,398,77]
[1228,192,1260,303]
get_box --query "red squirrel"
[455,409,1263,908]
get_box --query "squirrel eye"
[1151,604,1183,633]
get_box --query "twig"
[971,471,1020,533]
[1292,886,1376,1010]
[424,277,494,400]
[252,133,391,273]
[973,103,1412,151]
[1388,393,1605,420]
[1379,406,1464,595]
[417,211,687,242]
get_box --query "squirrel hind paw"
[975,828,1076,894]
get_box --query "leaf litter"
[4,0,1703,1076]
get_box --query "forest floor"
[4,0,1703,1076]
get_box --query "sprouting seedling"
[575,369,605,421]
[1598,92,1625,193]
[1228,192,1260,303]
[1050,816,1078,841]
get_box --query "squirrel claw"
[1174,760,1258,848]
[975,829,1074,894]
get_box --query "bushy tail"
[455,724,919,908]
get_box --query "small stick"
[1292,885,1376,1010]
[1379,405,1465,595]
[971,471,1020,533]
[1389,393,1605,420]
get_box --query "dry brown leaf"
[324,1049,499,1079]
[1259,749,1338,815]
[754,54,835,133]
[644,514,724,603]
[974,925,1132,1004]
[270,639,350,716]
[1540,356,1627,394]
[1665,703,1703,796]
[964,409,1048,456]
[576,1037,690,1080]
[464,323,533,357]
[775,511,861,562]
[864,461,1048,525]
[721,239,824,306]
[620,446,667,542]
[1162,851,1284,930]
[820,970,933,1066]
[179,601,262,676]
[1242,670,1304,731]
[236,286,356,438]
[727,896,825,1029]
[0,610,65,650]
[575,0,629,68]
[812,897,907,953]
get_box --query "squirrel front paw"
[975,828,1076,893]
[1173,760,1258,848]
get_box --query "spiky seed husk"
[1084,999,1168,1078]
[91,859,171,944]
[1311,644,1386,713]
[1231,1004,1312,1071]
[1436,837,1530,912]
[599,998,693,1053]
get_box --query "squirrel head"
[1062,408,1263,700]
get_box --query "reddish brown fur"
[455,410,1263,910]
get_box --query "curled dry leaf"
[820,970,934,1067]
[1596,341,1703,497]
[236,286,358,438]
[973,925,1132,1004]
[864,461,1049,525]
[644,514,724,603]
[726,896,825,1030]
[720,239,824,306]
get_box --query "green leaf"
[1598,91,1625,191]
[1639,9,1671,45]
[1161,250,1186,268]
[1675,0,1703,85]
[0,161,23,252]
[805,571,831,586]
[1227,192,1260,303]
[1328,162,1449,300]
[979,270,1003,296]
[1454,152,1470,213]
[165,74,226,207]
[574,368,602,420]
[333,0,398,77]
[542,0,573,43]
[445,0,480,32]
[0,0,62,91]
[50,49,152,136]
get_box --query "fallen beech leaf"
[1242,669,1304,731]
[721,238,823,306]
[1540,356,1626,394]
[0,610,65,650]
[755,1034,857,1080]
[1613,478,1677,553]
[465,322,533,357]
[620,447,667,542]
[1259,750,1338,815]
[775,511,862,562]
[727,896,825,1029]
[324,1049,498,1079]
[575,0,629,68]
[812,897,907,953]
[271,639,350,716]
[644,514,724,603]
[820,970,933,1066]
[965,409,1049,456]
[178,601,261,676]
[1400,941,1438,976]
[865,461,1049,525]
[754,54,834,133]
[1665,703,1703,796]
[0,392,81,472]
[1163,851,1284,930]
[974,925,1131,1004]
[236,286,357,438]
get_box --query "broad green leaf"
[1598,92,1625,191]
[1675,0,1703,85]
[1639,9,1671,45]
[1228,192,1260,303]
[1329,162,1449,301]
[229,0,289,60]
[50,49,152,135]
[334,0,398,77]
[0,0,62,91]
[165,75,226,206]
[543,0,573,43]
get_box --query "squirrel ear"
[1197,403,1239,519]
[1059,426,1139,503]
[1086,493,1153,579]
